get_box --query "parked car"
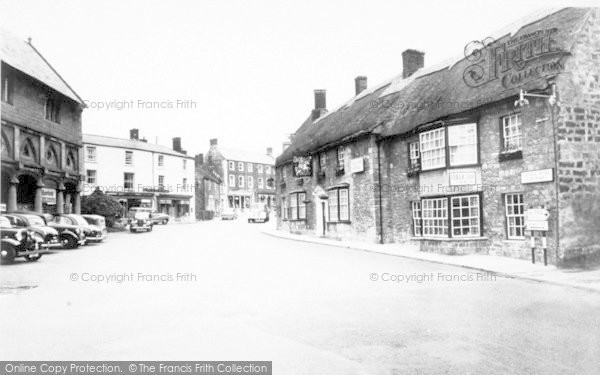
[128,207,170,225]
[82,214,109,240]
[129,211,153,233]
[221,207,238,220]
[53,214,106,243]
[0,216,46,264]
[248,203,269,223]
[3,212,62,249]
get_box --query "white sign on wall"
[41,188,56,205]
[521,168,554,184]
[350,157,365,174]
[448,171,477,186]
[525,208,550,231]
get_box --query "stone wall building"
[194,153,223,220]
[1,30,86,214]
[275,8,600,266]
[205,139,276,211]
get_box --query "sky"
[1,0,596,158]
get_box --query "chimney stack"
[402,49,425,79]
[312,89,327,120]
[195,153,204,167]
[355,76,367,95]
[266,147,273,157]
[210,138,218,146]
[172,137,183,153]
[282,142,291,153]
[130,128,139,140]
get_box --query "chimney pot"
[355,76,367,95]
[312,90,327,120]
[195,153,204,166]
[402,49,425,79]
[130,128,139,140]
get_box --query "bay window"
[422,198,448,237]
[421,194,482,238]
[418,123,479,171]
[420,128,446,170]
[411,201,422,236]
[450,195,480,237]
[448,123,478,166]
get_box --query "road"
[1,217,599,374]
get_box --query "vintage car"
[128,207,170,225]
[82,214,109,240]
[129,211,153,233]
[54,214,106,243]
[0,216,46,264]
[3,212,62,249]
[248,203,269,223]
[10,211,87,249]
[221,207,238,220]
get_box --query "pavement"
[261,227,600,293]
[1,218,599,374]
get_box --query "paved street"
[1,218,600,374]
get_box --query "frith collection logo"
[462,28,570,89]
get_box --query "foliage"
[80,188,124,227]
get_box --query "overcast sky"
[1,0,595,158]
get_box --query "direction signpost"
[525,207,550,265]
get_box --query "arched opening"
[17,174,37,211]
[64,181,77,213]
[1,130,12,160]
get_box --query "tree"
[81,188,124,227]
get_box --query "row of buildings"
[275,8,600,266]
[1,29,275,220]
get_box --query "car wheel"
[1,246,16,265]
[25,253,42,262]
[130,228,137,233]
[162,219,168,225]
[63,236,79,249]
[149,226,153,232]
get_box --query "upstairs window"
[501,114,522,152]
[86,170,97,184]
[229,174,235,187]
[319,152,327,171]
[448,123,478,166]
[408,141,420,171]
[124,173,134,190]
[247,163,253,172]
[258,177,264,189]
[257,164,263,173]
[1,72,14,104]
[266,166,272,174]
[183,159,187,170]
[238,162,244,172]
[45,97,61,123]
[247,176,253,188]
[158,175,165,188]
[420,128,445,170]
[337,146,345,171]
[86,146,97,162]
[125,151,133,165]
[238,175,244,187]
[229,161,235,171]
[158,155,164,167]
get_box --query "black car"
[3,213,62,249]
[0,216,46,264]
[8,212,86,249]
[53,214,105,243]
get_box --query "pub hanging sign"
[293,155,312,177]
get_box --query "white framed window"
[229,174,235,187]
[86,170,97,184]
[448,123,478,166]
[289,193,298,219]
[328,187,349,222]
[247,176,254,188]
[320,152,327,170]
[158,155,164,167]
[238,162,244,171]
[182,178,187,189]
[86,146,96,162]
[502,114,522,152]
[258,177,264,189]
[450,195,480,237]
[282,197,288,220]
[266,166,272,174]
[337,146,345,170]
[125,151,133,165]
[505,193,525,239]
[238,175,244,187]
[247,163,253,172]
[422,198,448,237]
[158,175,164,188]
[183,159,187,170]
[419,128,446,170]
[124,173,134,190]
[257,164,263,173]
[411,201,422,236]
[229,161,235,171]
[409,141,420,170]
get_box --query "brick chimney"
[266,147,273,157]
[195,153,204,167]
[402,49,425,79]
[282,142,291,152]
[130,128,139,140]
[355,76,367,95]
[172,137,181,152]
[210,138,218,146]
[311,89,327,120]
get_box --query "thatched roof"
[277,8,593,165]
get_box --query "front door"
[315,197,327,237]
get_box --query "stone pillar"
[65,193,72,214]
[7,176,18,212]
[56,183,65,214]
[34,179,44,213]
[73,183,81,214]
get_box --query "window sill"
[327,220,351,224]
[412,236,488,241]
[288,219,306,222]
[498,150,523,162]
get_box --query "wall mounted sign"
[521,168,554,184]
[293,156,312,177]
[449,171,477,186]
[350,157,365,174]
[525,208,550,231]
[41,188,56,205]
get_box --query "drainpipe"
[376,137,384,244]
[550,98,560,264]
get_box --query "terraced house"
[1,29,86,214]
[275,8,600,266]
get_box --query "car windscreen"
[0,217,12,228]
[68,215,90,226]
[23,215,46,226]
